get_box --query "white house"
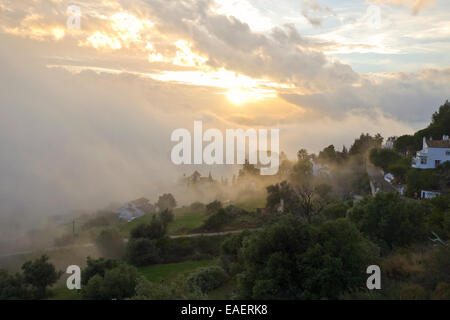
[420,190,441,199]
[311,160,330,176]
[118,198,155,222]
[384,136,398,149]
[412,135,450,169]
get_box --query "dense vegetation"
[1,101,449,300]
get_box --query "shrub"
[130,217,167,240]
[206,200,222,215]
[81,257,120,286]
[236,217,379,299]
[132,276,201,300]
[432,282,450,300]
[369,148,402,172]
[21,255,62,299]
[82,264,139,300]
[159,209,174,226]
[201,209,234,231]
[396,283,428,300]
[187,266,228,294]
[348,192,428,250]
[0,270,31,300]
[322,201,351,220]
[126,238,163,266]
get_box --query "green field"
[138,259,215,282]
[120,207,207,236]
[233,197,266,212]
[47,286,82,300]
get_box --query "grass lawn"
[167,207,208,235]
[138,259,215,282]
[120,207,207,236]
[233,197,266,212]
[47,286,82,300]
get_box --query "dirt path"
[366,160,396,195]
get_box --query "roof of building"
[426,139,450,148]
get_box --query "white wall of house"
[384,136,397,149]
[412,137,450,169]
[421,190,441,199]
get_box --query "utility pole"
[73,219,75,235]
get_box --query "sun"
[226,89,257,105]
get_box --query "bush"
[432,282,450,300]
[126,238,163,266]
[406,169,438,197]
[187,266,228,294]
[322,201,352,220]
[21,255,62,298]
[369,148,402,172]
[157,193,177,211]
[201,209,234,231]
[236,217,379,299]
[82,264,139,300]
[396,283,428,300]
[81,257,120,286]
[348,192,428,250]
[220,230,251,275]
[426,195,450,240]
[206,200,222,215]
[132,276,201,300]
[159,209,174,226]
[130,217,167,240]
[0,270,31,300]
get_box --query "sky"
[0,0,449,226]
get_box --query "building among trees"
[412,135,450,169]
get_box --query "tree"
[349,133,383,155]
[81,257,120,286]
[321,200,352,220]
[220,230,251,275]
[406,169,437,196]
[127,238,163,266]
[369,148,402,171]
[394,135,418,155]
[159,209,174,226]
[21,255,62,298]
[201,208,234,231]
[130,216,167,240]
[266,181,299,214]
[415,100,450,141]
[206,200,222,215]
[0,270,31,300]
[238,159,260,177]
[297,149,311,161]
[348,192,428,250]
[387,159,411,183]
[157,193,177,211]
[291,157,313,183]
[82,263,139,300]
[236,217,378,299]
[187,266,228,294]
[426,194,450,242]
